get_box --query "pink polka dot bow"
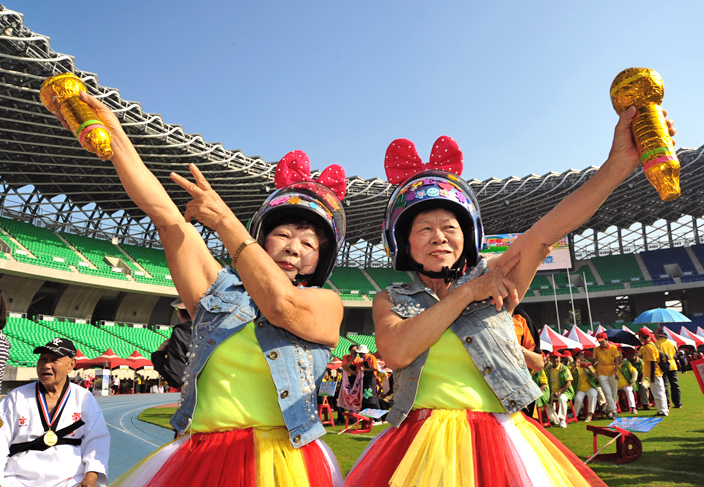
[384,135,463,184]
[274,150,347,200]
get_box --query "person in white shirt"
[0,338,110,487]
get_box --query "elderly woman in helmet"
[347,108,676,487]
[58,93,346,486]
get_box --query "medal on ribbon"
[35,380,72,448]
[43,430,58,446]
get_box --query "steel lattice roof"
[1,6,703,255]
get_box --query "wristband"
[232,238,257,266]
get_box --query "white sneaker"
[559,420,567,428]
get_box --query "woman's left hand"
[171,164,232,231]
[608,106,677,174]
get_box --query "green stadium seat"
[329,267,377,295]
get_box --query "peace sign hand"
[171,163,232,231]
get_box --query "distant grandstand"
[2,5,704,377]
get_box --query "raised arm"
[495,106,676,310]
[375,256,519,370]
[171,165,342,347]
[70,92,222,316]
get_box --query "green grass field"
[139,371,704,486]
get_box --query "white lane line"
[103,406,165,447]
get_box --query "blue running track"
[95,393,178,481]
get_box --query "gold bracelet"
[232,238,257,267]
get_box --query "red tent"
[663,327,696,349]
[539,326,582,352]
[567,325,598,349]
[679,327,704,348]
[126,350,153,370]
[327,357,342,370]
[76,348,129,370]
[74,349,89,367]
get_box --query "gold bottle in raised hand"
[610,68,680,201]
[40,73,113,161]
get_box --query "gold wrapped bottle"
[610,68,680,201]
[40,73,113,160]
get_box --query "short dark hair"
[264,214,330,256]
[0,290,6,330]
[349,344,358,352]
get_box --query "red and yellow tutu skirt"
[345,409,607,487]
[110,427,343,487]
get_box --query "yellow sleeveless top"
[413,328,504,412]
[190,321,285,432]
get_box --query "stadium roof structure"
[1,7,704,266]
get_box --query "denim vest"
[170,267,331,448]
[386,257,542,427]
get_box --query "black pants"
[361,371,379,409]
[661,368,681,407]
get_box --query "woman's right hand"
[171,163,235,232]
[464,254,520,311]
[56,91,125,141]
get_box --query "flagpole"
[584,271,594,332]
[567,270,576,328]
[552,275,560,333]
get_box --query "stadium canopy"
[1,6,704,266]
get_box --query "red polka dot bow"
[384,135,463,184]
[274,150,347,200]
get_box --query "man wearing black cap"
[0,338,110,486]
[151,298,192,389]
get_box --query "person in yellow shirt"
[592,332,621,419]
[636,328,669,416]
[654,328,681,408]
[570,349,599,422]
[547,351,574,428]
[616,348,638,414]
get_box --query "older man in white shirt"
[0,338,110,487]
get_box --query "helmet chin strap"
[408,255,467,284]
[292,273,314,287]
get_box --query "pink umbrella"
[540,326,582,352]
[696,327,704,340]
[567,325,598,349]
[663,327,696,349]
[594,325,607,336]
[678,327,704,348]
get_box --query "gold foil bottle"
[40,73,113,160]
[610,68,680,201]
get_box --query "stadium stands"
[59,232,133,281]
[332,336,359,360]
[120,243,175,287]
[347,335,378,354]
[530,274,553,292]
[4,317,73,366]
[640,247,698,279]
[2,315,175,367]
[590,254,644,284]
[0,217,76,271]
[3,214,704,371]
[364,267,413,290]
[691,245,704,271]
[329,267,377,294]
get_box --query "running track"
[95,393,178,481]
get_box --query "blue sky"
[13,1,704,181]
